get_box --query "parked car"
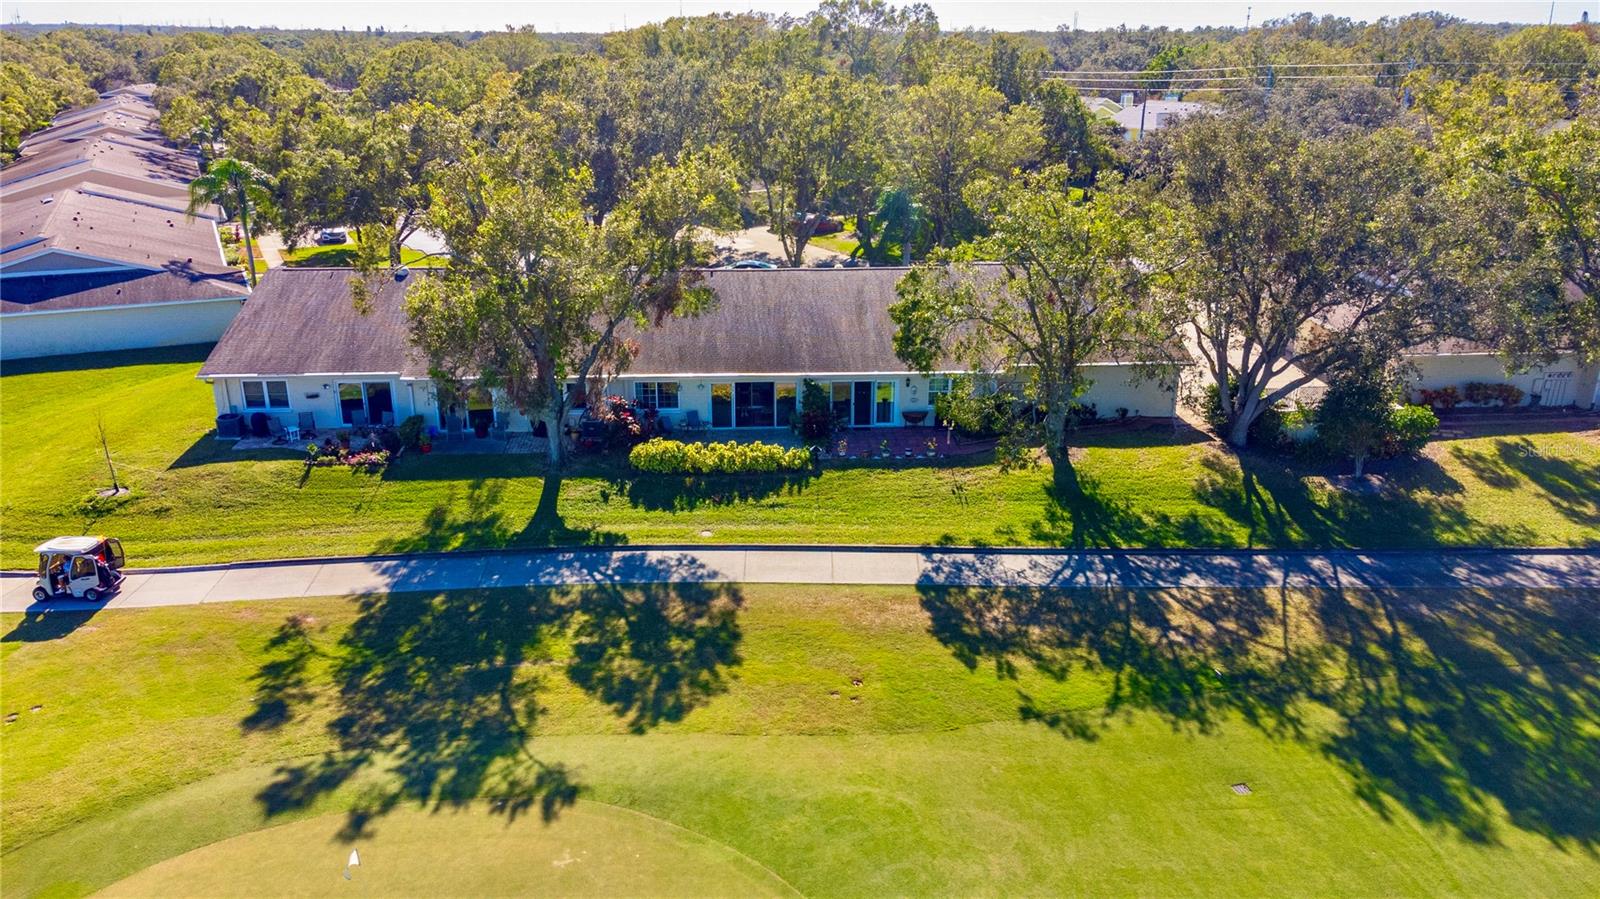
[317,228,349,245]
[726,259,778,270]
[792,214,844,235]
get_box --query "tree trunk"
[541,409,566,469]
[237,186,258,288]
[1225,387,1263,449]
[1044,406,1071,471]
[1352,451,1367,477]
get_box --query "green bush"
[396,414,426,450]
[1385,404,1438,456]
[792,380,843,441]
[629,438,813,475]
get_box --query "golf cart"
[32,536,125,603]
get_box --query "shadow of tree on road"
[245,556,742,840]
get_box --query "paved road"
[3,547,1597,614]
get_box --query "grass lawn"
[3,583,1597,896]
[280,242,433,267]
[1,347,1596,569]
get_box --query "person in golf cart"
[32,536,125,603]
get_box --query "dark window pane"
[339,383,364,424]
[243,381,266,408]
[711,383,733,428]
[876,382,894,424]
[736,381,775,427]
[266,381,289,408]
[775,382,797,425]
[658,382,679,409]
[365,382,394,422]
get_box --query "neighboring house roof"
[2,136,199,191]
[200,266,1163,381]
[0,188,232,275]
[1109,100,1212,132]
[0,267,249,315]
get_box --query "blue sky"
[7,0,1596,32]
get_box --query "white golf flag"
[344,849,361,880]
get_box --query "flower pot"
[420,443,432,454]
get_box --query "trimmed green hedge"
[630,438,812,474]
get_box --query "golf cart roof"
[33,536,106,555]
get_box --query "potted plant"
[419,437,433,454]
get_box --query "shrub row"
[629,438,812,474]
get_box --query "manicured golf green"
[4,584,1597,897]
[97,801,797,898]
[1,347,1596,568]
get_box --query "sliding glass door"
[711,383,733,428]
[338,381,394,426]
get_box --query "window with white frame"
[241,379,290,409]
[928,376,953,398]
[633,381,680,409]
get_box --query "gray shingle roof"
[202,265,1109,380]
[199,268,427,377]
[1,267,249,314]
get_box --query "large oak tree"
[383,131,738,467]
[1151,111,1480,448]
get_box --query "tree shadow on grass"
[246,557,743,840]
[369,476,626,555]
[989,462,1242,550]
[608,469,816,513]
[1192,451,1537,549]
[1448,437,1600,529]
[916,566,1600,847]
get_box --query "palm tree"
[187,158,274,287]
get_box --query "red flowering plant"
[589,395,658,448]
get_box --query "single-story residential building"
[1106,99,1213,139]
[198,266,1180,436]
[1,188,248,359]
[1404,338,1600,410]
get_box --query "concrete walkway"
[3,547,1597,614]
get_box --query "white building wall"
[207,366,1179,436]
[2,298,245,360]
[1406,353,1599,410]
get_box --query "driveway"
[710,226,849,267]
[3,547,1595,614]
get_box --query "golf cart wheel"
[32,587,48,602]
[83,588,101,603]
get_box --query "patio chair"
[491,420,508,442]
[683,409,709,433]
[350,409,370,429]
[445,415,465,442]
[381,411,396,428]
[267,417,288,444]
[297,411,318,438]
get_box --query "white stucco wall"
[1405,353,1599,410]
[2,298,245,360]
[208,365,1180,437]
